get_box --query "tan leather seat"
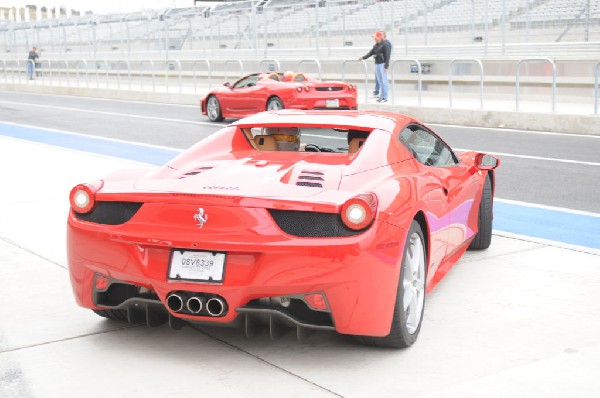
[348,138,366,154]
[254,135,278,151]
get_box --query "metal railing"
[449,59,484,109]
[516,58,557,113]
[390,59,422,106]
[595,61,600,114]
[341,59,368,103]
[3,56,595,115]
[296,59,322,80]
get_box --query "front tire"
[206,95,224,122]
[357,220,427,348]
[266,97,284,111]
[468,174,493,250]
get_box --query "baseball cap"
[372,31,384,39]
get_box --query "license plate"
[168,250,226,283]
[326,99,339,108]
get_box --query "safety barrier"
[390,59,422,106]
[516,58,556,113]
[3,56,592,114]
[341,59,368,103]
[449,59,484,109]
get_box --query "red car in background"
[67,110,499,348]
[200,72,358,122]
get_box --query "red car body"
[200,72,358,121]
[67,110,498,345]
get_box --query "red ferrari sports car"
[67,110,499,348]
[200,72,358,122]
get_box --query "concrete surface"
[1,132,599,397]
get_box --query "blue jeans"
[374,77,379,95]
[27,61,35,79]
[375,63,388,100]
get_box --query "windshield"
[246,127,371,153]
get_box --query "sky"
[0,0,202,14]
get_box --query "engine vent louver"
[268,210,364,237]
[74,202,143,225]
[296,170,324,188]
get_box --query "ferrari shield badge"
[193,208,208,228]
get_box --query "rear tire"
[356,220,427,348]
[206,95,224,122]
[93,309,128,322]
[266,97,284,111]
[468,174,493,250]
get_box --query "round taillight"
[304,86,310,92]
[348,84,355,91]
[296,87,302,93]
[340,193,377,230]
[70,181,103,214]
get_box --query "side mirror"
[223,82,231,88]
[475,153,500,170]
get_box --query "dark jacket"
[27,51,39,61]
[362,40,392,69]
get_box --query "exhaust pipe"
[206,297,227,317]
[186,296,206,314]
[166,293,184,313]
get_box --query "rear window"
[245,127,371,153]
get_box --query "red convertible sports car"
[200,72,358,122]
[68,110,499,348]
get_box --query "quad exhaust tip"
[206,297,227,317]
[186,296,205,314]
[166,293,184,313]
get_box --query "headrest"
[348,138,366,154]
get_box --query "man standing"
[359,31,391,103]
[27,46,39,80]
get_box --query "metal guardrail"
[139,60,155,91]
[224,59,244,82]
[296,59,322,80]
[3,56,589,115]
[341,59,368,103]
[595,61,600,115]
[449,59,484,109]
[516,58,556,113]
[166,59,182,94]
[390,59,422,106]
[193,60,211,93]
[259,59,281,73]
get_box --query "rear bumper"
[67,209,407,337]
[287,94,358,111]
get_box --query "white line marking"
[0,120,185,152]
[493,230,600,256]
[454,148,600,167]
[429,122,600,139]
[0,101,223,128]
[0,90,199,108]
[495,198,600,218]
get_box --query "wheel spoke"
[403,278,413,311]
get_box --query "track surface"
[1,90,598,213]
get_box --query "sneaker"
[370,92,379,98]
[377,98,388,103]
